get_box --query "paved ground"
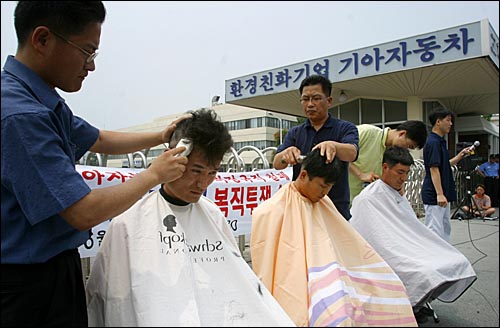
[241,209,499,327]
[417,214,499,327]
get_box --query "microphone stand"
[452,173,475,220]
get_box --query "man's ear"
[31,26,52,56]
[398,130,407,138]
[33,26,51,46]
[298,170,308,180]
[381,163,389,175]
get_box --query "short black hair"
[170,108,233,166]
[428,107,455,127]
[14,1,106,46]
[475,183,486,191]
[383,146,414,168]
[395,120,428,149]
[301,148,344,185]
[299,75,332,97]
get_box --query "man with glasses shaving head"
[273,74,359,220]
[1,2,190,326]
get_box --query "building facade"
[225,19,499,160]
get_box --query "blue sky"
[1,1,498,129]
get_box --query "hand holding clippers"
[175,138,193,157]
[281,154,306,164]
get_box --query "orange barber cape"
[251,182,417,327]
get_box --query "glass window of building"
[384,100,407,122]
[330,106,339,119]
[267,117,279,128]
[339,99,359,125]
[361,99,382,124]
[332,97,411,128]
[283,119,299,130]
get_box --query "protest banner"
[77,165,292,257]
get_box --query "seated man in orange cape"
[251,149,417,327]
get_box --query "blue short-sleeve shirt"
[1,56,99,263]
[421,132,457,204]
[478,161,499,177]
[277,113,359,219]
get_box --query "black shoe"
[419,307,435,316]
[414,306,434,324]
[414,311,429,324]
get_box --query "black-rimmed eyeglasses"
[50,30,98,64]
[299,95,326,104]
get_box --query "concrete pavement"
[418,215,499,327]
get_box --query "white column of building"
[407,96,424,159]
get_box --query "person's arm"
[482,195,492,210]
[349,163,379,183]
[474,165,485,178]
[429,166,447,207]
[450,147,472,166]
[60,147,188,231]
[90,114,192,154]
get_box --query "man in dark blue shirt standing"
[1,2,190,326]
[421,108,471,242]
[273,75,359,220]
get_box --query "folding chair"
[413,301,439,323]
[425,302,440,323]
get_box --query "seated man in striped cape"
[251,148,417,327]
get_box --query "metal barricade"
[225,147,245,172]
[237,145,270,170]
[81,148,468,221]
[405,159,426,218]
[80,148,472,274]
[81,151,108,167]
[404,160,466,218]
[126,151,148,169]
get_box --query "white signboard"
[226,20,491,101]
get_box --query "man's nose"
[197,177,211,190]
